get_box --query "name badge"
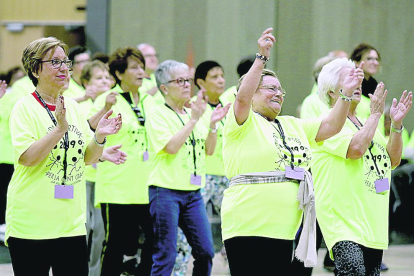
[285,166,305,181]
[143,151,149,162]
[54,185,74,199]
[375,178,389,193]
[190,174,202,186]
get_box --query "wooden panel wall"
[0,0,86,22]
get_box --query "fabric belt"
[229,170,317,267]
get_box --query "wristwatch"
[209,123,218,133]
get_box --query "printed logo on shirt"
[273,134,312,170]
[45,124,85,185]
[182,137,206,175]
[126,124,147,160]
[363,141,390,193]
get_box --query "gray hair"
[154,60,189,91]
[318,58,355,106]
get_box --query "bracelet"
[93,134,107,147]
[339,89,353,102]
[98,158,105,162]
[391,123,404,134]
[256,53,270,63]
[209,123,218,134]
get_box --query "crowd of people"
[0,27,412,276]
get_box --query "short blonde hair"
[80,60,109,88]
[237,69,278,92]
[21,37,69,86]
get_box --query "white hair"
[154,60,189,91]
[318,58,355,106]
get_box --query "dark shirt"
[361,76,378,98]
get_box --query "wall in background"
[1,0,414,131]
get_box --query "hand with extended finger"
[342,62,365,97]
[96,111,122,142]
[0,80,7,99]
[258,28,276,60]
[102,144,127,165]
[105,91,118,110]
[190,89,207,122]
[369,82,387,115]
[55,95,68,132]
[390,90,413,128]
[211,103,231,125]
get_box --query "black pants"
[100,203,154,276]
[224,236,293,276]
[291,219,326,275]
[332,241,383,276]
[0,163,14,224]
[8,235,88,276]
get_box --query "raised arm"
[234,28,275,125]
[347,83,387,159]
[85,110,122,164]
[19,95,68,167]
[88,91,118,130]
[163,91,206,154]
[386,90,412,167]
[315,63,364,142]
[205,102,231,155]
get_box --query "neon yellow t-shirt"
[138,73,165,106]
[90,85,156,205]
[196,96,233,176]
[221,107,321,241]
[6,94,93,242]
[0,90,28,164]
[220,86,237,104]
[9,76,35,98]
[146,104,208,190]
[311,118,390,253]
[300,89,329,120]
[64,84,96,182]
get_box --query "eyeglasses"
[259,85,286,96]
[168,78,194,87]
[132,107,145,126]
[39,59,73,69]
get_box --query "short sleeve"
[299,118,322,143]
[146,109,175,155]
[9,100,38,160]
[317,128,353,159]
[223,106,254,142]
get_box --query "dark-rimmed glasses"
[168,78,194,87]
[39,59,73,69]
[259,85,286,96]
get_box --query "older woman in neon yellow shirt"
[312,60,412,274]
[221,28,364,275]
[6,37,121,276]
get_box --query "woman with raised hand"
[312,64,412,275]
[146,59,229,275]
[90,47,156,276]
[6,37,121,276]
[220,28,364,275]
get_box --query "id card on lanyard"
[34,91,73,199]
[266,115,305,181]
[347,117,389,194]
[165,104,201,186]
